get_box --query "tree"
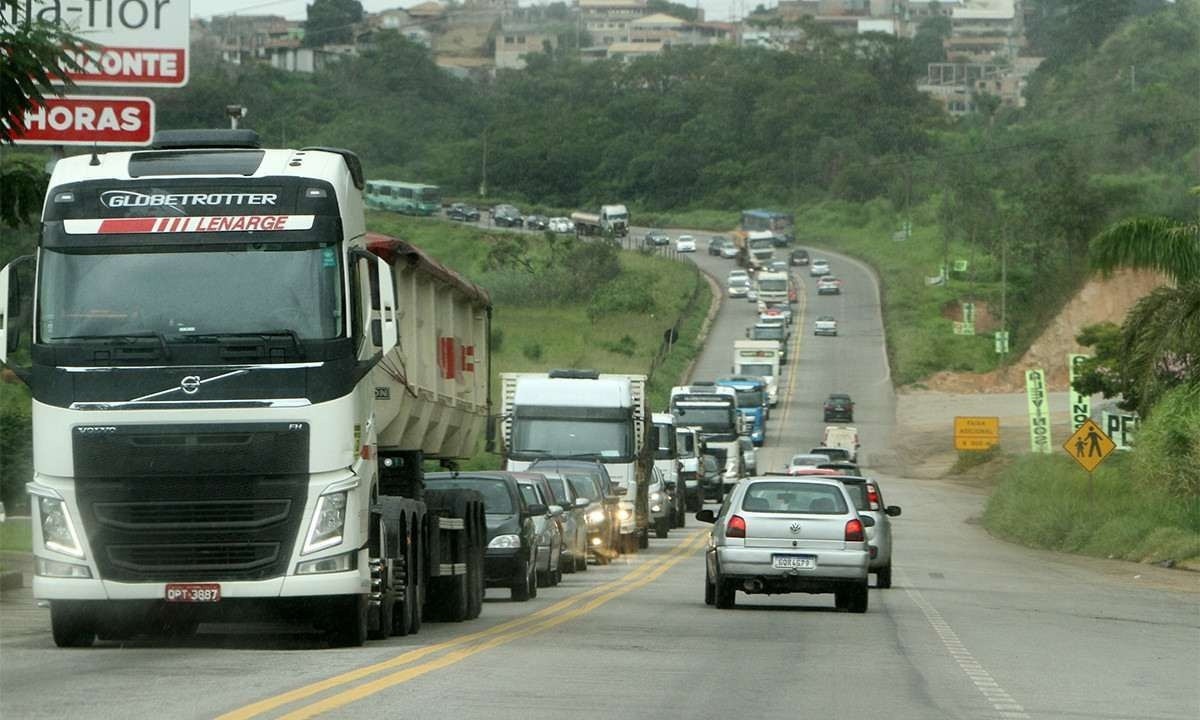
[910,15,950,77]
[304,0,365,47]
[1083,206,1200,416]
[0,8,86,143]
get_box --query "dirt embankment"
[917,269,1168,394]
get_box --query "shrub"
[1132,385,1200,497]
[521,342,543,361]
[587,273,656,321]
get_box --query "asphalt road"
[1,227,1196,720]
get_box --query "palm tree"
[1088,210,1200,417]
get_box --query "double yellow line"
[771,274,808,447]
[219,530,709,720]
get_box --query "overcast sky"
[196,1,746,24]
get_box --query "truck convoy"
[500,370,650,553]
[0,130,491,647]
[571,204,630,237]
[670,385,742,498]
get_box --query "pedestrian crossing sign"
[1063,418,1116,472]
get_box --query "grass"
[796,199,1009,385]
[0,517,32,553]
[982,453,1200,565]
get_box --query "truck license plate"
[772,555,815,570]
[165,583,221,603]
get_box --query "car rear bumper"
[715,546,868,587]
[815,328,837,336]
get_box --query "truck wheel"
[393,544,415,637]
[327,595,368,647]
[466,525,484,619]
[638,529,649,549]
[440,575,468,623]
[620,534,636,554]
[655,517,669,539]
[51,602,96,648]
[369,514,394,640]
[575,551,588,572]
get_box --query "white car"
[548,216,573,233]
[720,242,740,259]
[727,278,750,297]
[814,315,838,336]
[676,234,696,252]
[810,259,831,276]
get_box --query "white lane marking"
[902,574,1031,719]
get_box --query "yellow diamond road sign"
[1063,418,1116,472]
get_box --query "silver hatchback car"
[696,476,872,612]
[836,476,901,588]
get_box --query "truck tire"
[437,575,468,623]
[638,529,650,549]
[327,595,369,647]
[369,513,395,640]
[575,551,588,572]
[655,517,669,539]
[51,602,96,648]
[466,519,484,619]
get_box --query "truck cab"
[674,426,704,511]
[732,341,782,407]
[501,370,650,553]
[670,385,742,495]
[716,376,768,446]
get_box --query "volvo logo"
[76,426,117,434]
[180,375,202,395]
[789,522,802,534]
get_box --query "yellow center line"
[219,531,707,720]
[278,530,709,720]
[771,274,807,447]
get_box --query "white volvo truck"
[500,370,650,553]
[0,129,490,647]
[670,384,743,498]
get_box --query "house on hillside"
[580,0,651,47]
[495,25,558,69]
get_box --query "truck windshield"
[37,244,342,341]
[738,364,774,376]
[751,327,784,340]
[511,419,633,461]
[671,406,735,432]
[736,390,765,407]
[749,239,774,250]
[758,279,787,291]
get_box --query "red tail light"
[726,514,747,539]
[845,518,865,542]
[866,484,881,511]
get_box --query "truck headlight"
[617,508,631,522]
[295,551,357,575]
[586,509,606,525]
[36,557,91,578]
[39,497,84,559]
[488,534,521,549]
[302,491,347,555]
[649,492,662,502]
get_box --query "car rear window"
[840,483,868,511]
[741,482,848,514]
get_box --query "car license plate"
[165,583,221,603]
[772,555,815,570]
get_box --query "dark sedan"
[447,203,480,222]
[524,214,549,231]
[425,472,543,601]
[492,204,523,227]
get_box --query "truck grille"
[74,423,309,582]
[108,543,279,573]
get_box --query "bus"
[364,180,441,216]
[740,209,794,245]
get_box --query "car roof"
[828,393,852,400]
[743,475,849,489]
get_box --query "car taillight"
[867,484,881,511]
[726,514,747,539]
[845,518,865,542]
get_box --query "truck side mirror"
[0,255,34,366]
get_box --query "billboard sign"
[9,95,155,146]
[3,0,190,87]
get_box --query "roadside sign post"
[1025,369,1051,453]
[1062,418,1116,501]
[1068,354,1091,432]
[954,416,999,451]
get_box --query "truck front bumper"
[34,564,369,601]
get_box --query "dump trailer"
[500,370,651,552]
[0,129,490,647]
